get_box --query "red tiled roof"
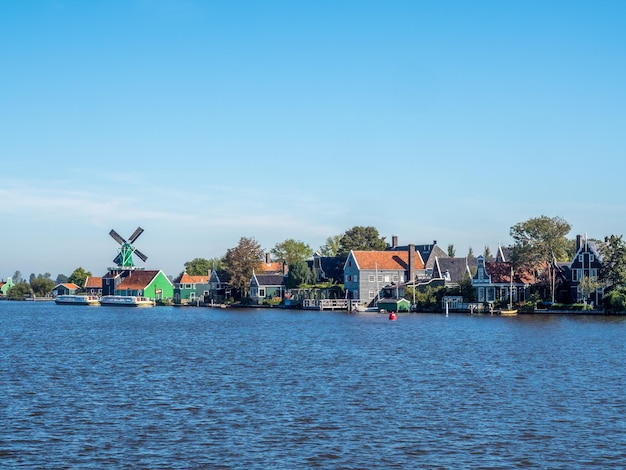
[486,261,535,284]
[60,283,81,290]
[117,270,160,290]
[261,262,283,273]
[84,277,102,288]
[178,273,209,284]
[351,251,425,271]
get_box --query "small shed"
[54,283,81,296]
[377,297,410,312]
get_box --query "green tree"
[208,257,225,272]
[510,215,571,301]
[458,275,476,302]
[68,267,92,288]
[578,275,602,306]
[483,245,492,258]
[319,235,341,257]
[447,244,456,257]
[338,226,387,256]
[467,247,475,260]
[286,260,314,289]
[271,239,313,265]
[603,288,626,313]
[224,237,264,296]
[55,274,69,284]
[184,258,213,276]
[13,270,22,284]
[31,277,55,297]
[510,216,572,266]
[7,282,31,298]
[600,234,626,288]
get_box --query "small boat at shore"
[353,304,379,313]
[499,266,518,316]
[99,295,154,307]
[55,295,100,306]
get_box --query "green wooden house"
[173,271,211,304]
[114,269,174,300]
[0,277,15,296]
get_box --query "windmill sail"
[128,227,144,243]
[109,229,126,245]
[109,227,148,268]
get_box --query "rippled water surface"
[2,302,626,468]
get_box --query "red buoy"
[388,312,397,321]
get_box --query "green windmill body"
[110,227,148,268]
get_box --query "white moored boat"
[55,295,100,306]
[99,295,154,307]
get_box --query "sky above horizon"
[2,0,625,279]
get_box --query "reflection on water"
[2,302,626,468]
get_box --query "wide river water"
[2,301,626,468]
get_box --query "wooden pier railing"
[302,299,354,311]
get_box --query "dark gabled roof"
[434,257,470,283]
[308,255,345,283]
[424,245,449,270]
[496,246,513,262]
[253,274,286,287]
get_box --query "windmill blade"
[113,253,122,265]
[109,229,126,245]
[134,249,148,262]
[128,226,144,243]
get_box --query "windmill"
[109,227,148,268]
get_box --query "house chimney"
[576,235,583,251]
[392,235,398,248]
[408,244,415,283]
[265,252,271,264]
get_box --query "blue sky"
[1,0,625,279]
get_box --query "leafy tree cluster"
[223,237,264,295]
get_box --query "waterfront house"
[569,235,604,305]
[84,276,103,296]
[0,277,14,297]
[472,255,534,305]
[344,246,425,304]
[104,269,173,300]
[53,282,81,296]
[249,270,286,304]
[207,269,231,303]
[173,271,211,304]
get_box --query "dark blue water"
[2,302,626,468]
